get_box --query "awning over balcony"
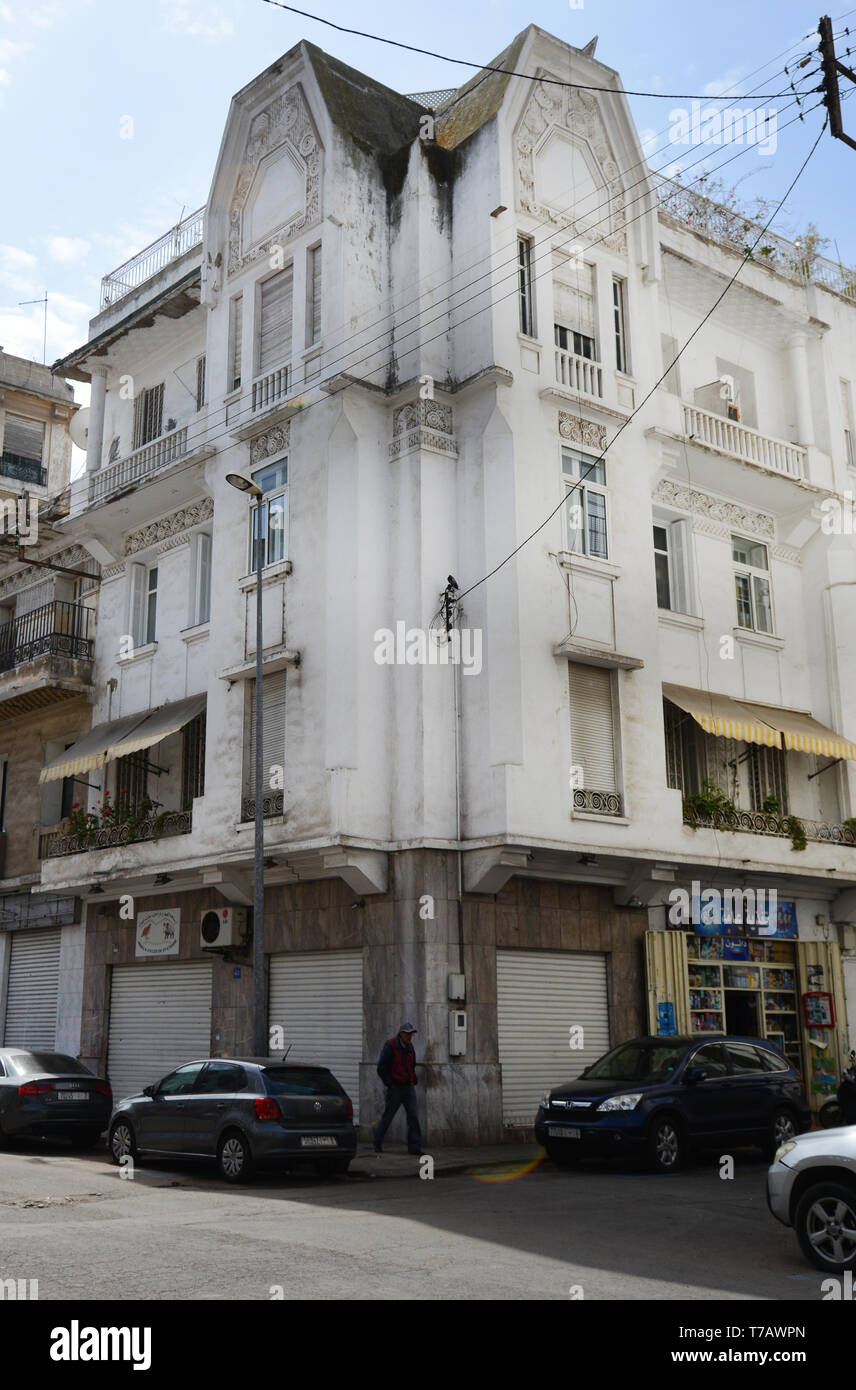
[104,693,206,761]
[663,683,780,747]
[663,683,856,760]
[38,695,206,784]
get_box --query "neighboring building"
[0,351,96,1053]
[35,26,856,1140]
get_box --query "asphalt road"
[0,1139,827,1300]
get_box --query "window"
[243,669,286,819]
[191,531,212,626]
[258,266,294,375]
[612,277,628,373]
[2,414,44,471]
[554,324,596,359]
[569,661,620,810]
[128,563,158,646]
[195,355,206,411]
[306,244,322,347]
[228,293,243,391]
[688,1043,728,1078]
[562,449,607,559]
[249,459,287,570]
[725,1043,764,1075]
[157,1063,204,1096]
[663,700,701,796]
[660,334,682,396]
[518,235,535,337]
[747,742,788,813]
[132,385,164,449]
[756,1047,789,1073]
[732,535,773,634]
[115,750,149,815]
[842,379,855,468]
[181,709,206,808]
[196,1062,248,1094]
[653,518,691,612]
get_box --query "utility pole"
[819,15,856,150]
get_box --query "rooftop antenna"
[18,291,48,363]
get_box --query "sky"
[0,0,853,388]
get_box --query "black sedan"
[0,1049,112,1148]
[535,1035,811,1173]
[108,1057,357,1183]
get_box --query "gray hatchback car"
[108,1057,357,1183]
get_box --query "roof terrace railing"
[100,208,205,310]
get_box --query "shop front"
[646,897,850,1113]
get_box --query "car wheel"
[795,1182,856,1274]
[217,1131,254,1184]
[109,1120,138,1166]
[68,1128,104,1150]
[647,1116,683,1174]
[765,1108,797,1160]
[545,1143,581,1168]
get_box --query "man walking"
[373,1022,422,1156]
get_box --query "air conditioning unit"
[200,906,247,949]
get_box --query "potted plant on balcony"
[63,802,99,850]
[684,779,737,823]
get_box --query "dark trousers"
[373,1083,421,1153]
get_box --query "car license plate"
[55,1092,89,1103]
[300,1136,337,1148]
[548,1126,580,1139]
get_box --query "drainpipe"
[785,333,814,447]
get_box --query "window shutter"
[669,518,691,614]
[307,246,321,345]
[229,295,243,390]
[553,263,595,337]
[259,268,293,374]
[247,671,286,796]
[195,532,211,625]
[129,563,146,647]
[569,662,617,794]
[660,334,681,396]
[3,415,44,462]
[195,355,206,411]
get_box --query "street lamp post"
[226,472,267,1056]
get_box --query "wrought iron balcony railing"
[100,208,205,309]
[683,803,856,846]
[40,810,191,859]
[574,788,623,816]
[241,791,284,821]
[0,601,93,675]
[0,453,46,486]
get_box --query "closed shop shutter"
[107,961,212,1102]
[496,949,610,1126]
[569,662,617,794]
[3,929,61,1047]
[268,952,363,1118]
[258,268,294,375]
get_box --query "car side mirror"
[684,1067,706,1085]
[142,1085,154,1097]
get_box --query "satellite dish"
[69,407,90,450]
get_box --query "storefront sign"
[135,909,180,958]
[667,887,797,938]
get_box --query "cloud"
[0,243,39,295]
[160,0,234,41]
[703,69,745,99]
[46,235,91,265]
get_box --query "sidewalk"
[350,1142,542,1179]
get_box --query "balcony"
[683,803,856,847]
[241,791,284,821]
[0,601,94,721]
[573,788,623,817]
[90,426,188,505]
[1,453,46,487]
[100,208,205,310]
[555,348,603,400]
[682,403,807,481]
[252,365,290,414]
[40,810,191,859]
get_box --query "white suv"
[768,1126,856,1273]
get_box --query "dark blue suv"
[535,1035,811,1173]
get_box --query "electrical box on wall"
[448,973,466,1002]
[449,1008,467,1056]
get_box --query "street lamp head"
[226,472,263,498]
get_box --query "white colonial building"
[15,24,856,1141]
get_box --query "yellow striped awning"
[663,684,781,747]
[739,701,856,761]
[38,712,151,784]
[104,694,207,762]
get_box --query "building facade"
[24,25,856,1142]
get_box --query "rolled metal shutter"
[268,952,363,1118]
[258,268,294,374]
[569,662,617,793]
[3,929,61,1047]
[107,961,212,1102]
[496,949,610,1127]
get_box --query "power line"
[259,1,799,99]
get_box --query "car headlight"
[774,1140,797,1164]
[597,1092,642,1112]
[540,1092,552,1112]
